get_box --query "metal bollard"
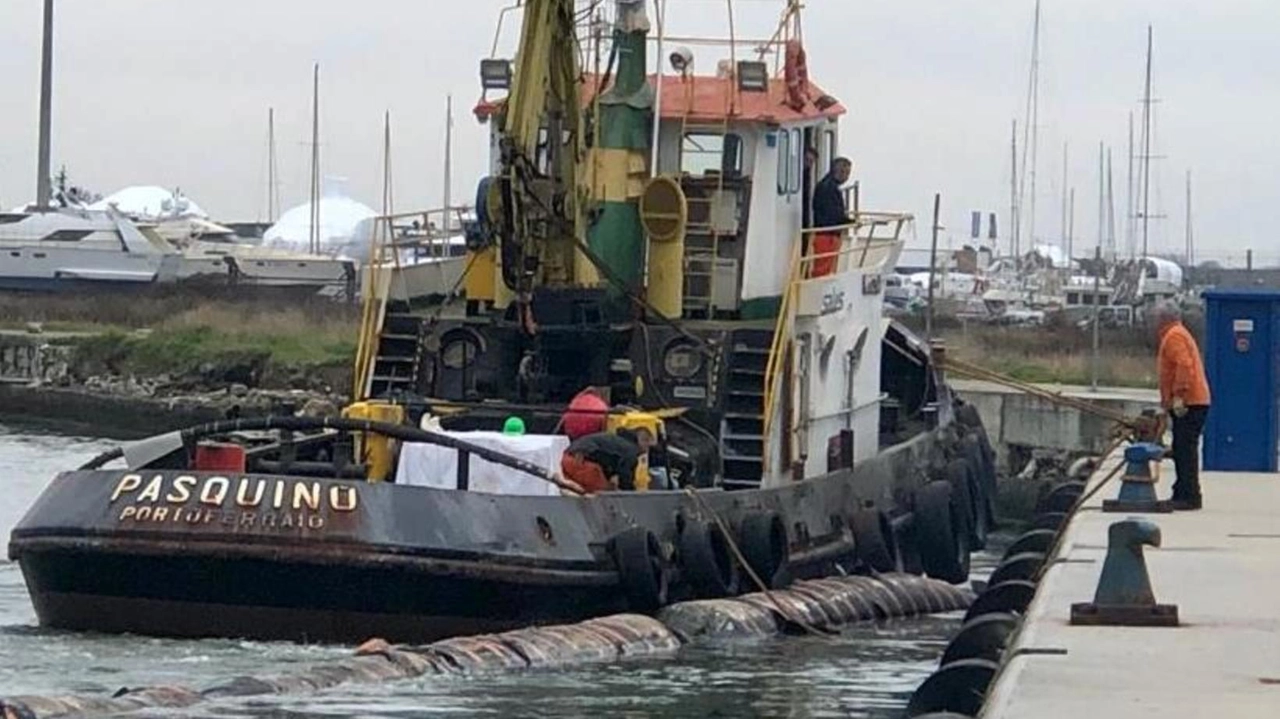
[1102,443,1173,513]
[1070,518,1178,626]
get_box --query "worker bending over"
[560,428,654,494]
[1154,302,1212,510]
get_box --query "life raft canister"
[783,39,810,112]
[563,390,609,440]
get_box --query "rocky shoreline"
[1,332,345,439]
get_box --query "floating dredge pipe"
[0,573,972,719]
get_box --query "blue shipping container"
[1201,288,1280,472]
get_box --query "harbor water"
[0,422,1002,718]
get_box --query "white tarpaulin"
[396,431,570,497]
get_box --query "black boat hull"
[10,426,955,644]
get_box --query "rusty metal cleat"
[1070,518,1178,627]
[1103,443,1173,513]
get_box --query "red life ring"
[784,39,809,111]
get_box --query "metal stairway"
[721,328,773,488]
[366,302,424,399]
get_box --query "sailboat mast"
[1026,0,1041,254]
[1060,141,1068,248]
[1096,141,1104,261]
[267,107,278,222]
[1139,25,1153,259]
[309,63,321,255]
[1010,119,1019,259]
[1106,148,1116,261]
[1067,187,1074,261]
[35,0,54,209]
[443,95,453,230]
[1125,112,1134,258]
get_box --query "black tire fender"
[737,511,790,590]
[678,518,739,598]
[914,481,969,584]
[904,658,999,717]
[849,509,899,573]
[611,527,669,612]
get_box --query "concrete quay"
[983,455,1280,718]
[953,379,1158,458]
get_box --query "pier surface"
[985,456,1280,717]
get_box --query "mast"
[35,0,54,210]
[309,63,321,255]
[1010,119,1019,260]
[1067,187,1074,262]
[1106,148,1116,261]
[1125,112,1134,258]
[1139,25,1153,259]
[1185,169,1193,266]
[1060,141,1068,249]
[1022,0,1042,255]
[1096,141,1104,265]
[443,95,453,230]
[267,107,279,222]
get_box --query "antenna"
[35,0,54,210]
[309,63,321,255]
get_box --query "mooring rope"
[682,486,834,637]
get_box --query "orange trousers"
[810,232,840,277]
[561,452,612,494]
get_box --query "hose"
[77,415,583,495]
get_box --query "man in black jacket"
[809,157,852,277]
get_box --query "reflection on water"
[0,421,1002,717]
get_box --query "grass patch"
[941,324,1158,388]
[61,302,359,382]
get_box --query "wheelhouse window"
[776,130,790,194]
[788,128,802,194]
[681,132,740,176]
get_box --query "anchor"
[1102,442,1173,513]
[1070,518,1179,627]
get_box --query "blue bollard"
[1102,442,1173,513]
[1070,518,1178,626]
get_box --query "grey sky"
[0,1,1275,264]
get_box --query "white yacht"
[152,215,356,293]
[0,207,180,291]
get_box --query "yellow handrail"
[351,218,393,401]
[761,235,803,476]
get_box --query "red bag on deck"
[563,390,609,440]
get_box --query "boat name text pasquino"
[109,474,358,529]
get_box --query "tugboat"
[9,0,995,644]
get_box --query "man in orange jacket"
[1154,303,1212,510]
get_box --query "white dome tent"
[264,177,377,260]
[89,186,208,220]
